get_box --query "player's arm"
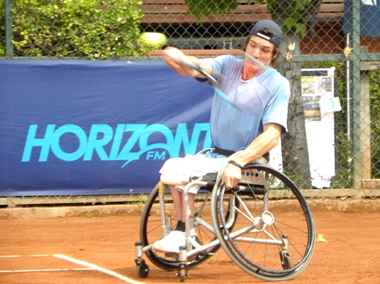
[221,123,283,189]
[232,123,282,166]
[162,46,213,79]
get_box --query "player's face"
[245,36,276,69]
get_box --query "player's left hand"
[221,163,242,190]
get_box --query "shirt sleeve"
[262,75,291,133]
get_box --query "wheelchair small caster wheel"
[280,250,292,270]
[179,275,186,282]
[178,270,187,282]
[136,259,149,278]
[177,263,188,282]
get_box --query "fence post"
[359,71,371,180]
[5,0,14,58]
[351,0,362,189]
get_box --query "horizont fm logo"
[22,123,212,167]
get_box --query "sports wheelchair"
[135,153,315,282]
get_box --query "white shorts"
[159,154,228,194]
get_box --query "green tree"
[0,1,6,57]
[370,70,380,178]
[1,0,153,59]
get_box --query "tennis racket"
[177,58,248,112]
[164,48,268,113]
[244,52,268,72]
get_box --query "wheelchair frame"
[135,161,316,282]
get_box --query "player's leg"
[169,185,185,231]
[137,181,221,275]
[153,186,197,252]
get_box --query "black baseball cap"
[249,20,283,48]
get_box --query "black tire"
[136,260,149,278]
[211,163,316,281]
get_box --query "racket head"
[179,60,220,89]
[196,68,222,90]
[178,58,248,113]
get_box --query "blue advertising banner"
[344,0,380,38]
[0,60,213,196]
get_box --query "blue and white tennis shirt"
[205,55,290,152]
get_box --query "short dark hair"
[241,29,281,66]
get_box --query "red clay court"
[0,199,379,284]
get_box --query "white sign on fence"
[270,67,339,188]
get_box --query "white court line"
[0,254,145,284]
[0,268,94,273]
[54,254,145,284]
[0,254,51,258]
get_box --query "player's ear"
[272,47,280,60]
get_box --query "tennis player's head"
[242,20,284,66]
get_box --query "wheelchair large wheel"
[211,163,316,281]
[140,182,224,271]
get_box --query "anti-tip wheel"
[137,260,149,278]
[280,250,292,270]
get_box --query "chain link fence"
[1,0,380,207]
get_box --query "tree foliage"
[370,70,380,178]
[184,0,322,38]
[0,0,153,59]
[185,0,239,19]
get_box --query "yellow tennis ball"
[140,32,167,49]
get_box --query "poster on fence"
[302,68,338,188]
[270,67,338,188]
